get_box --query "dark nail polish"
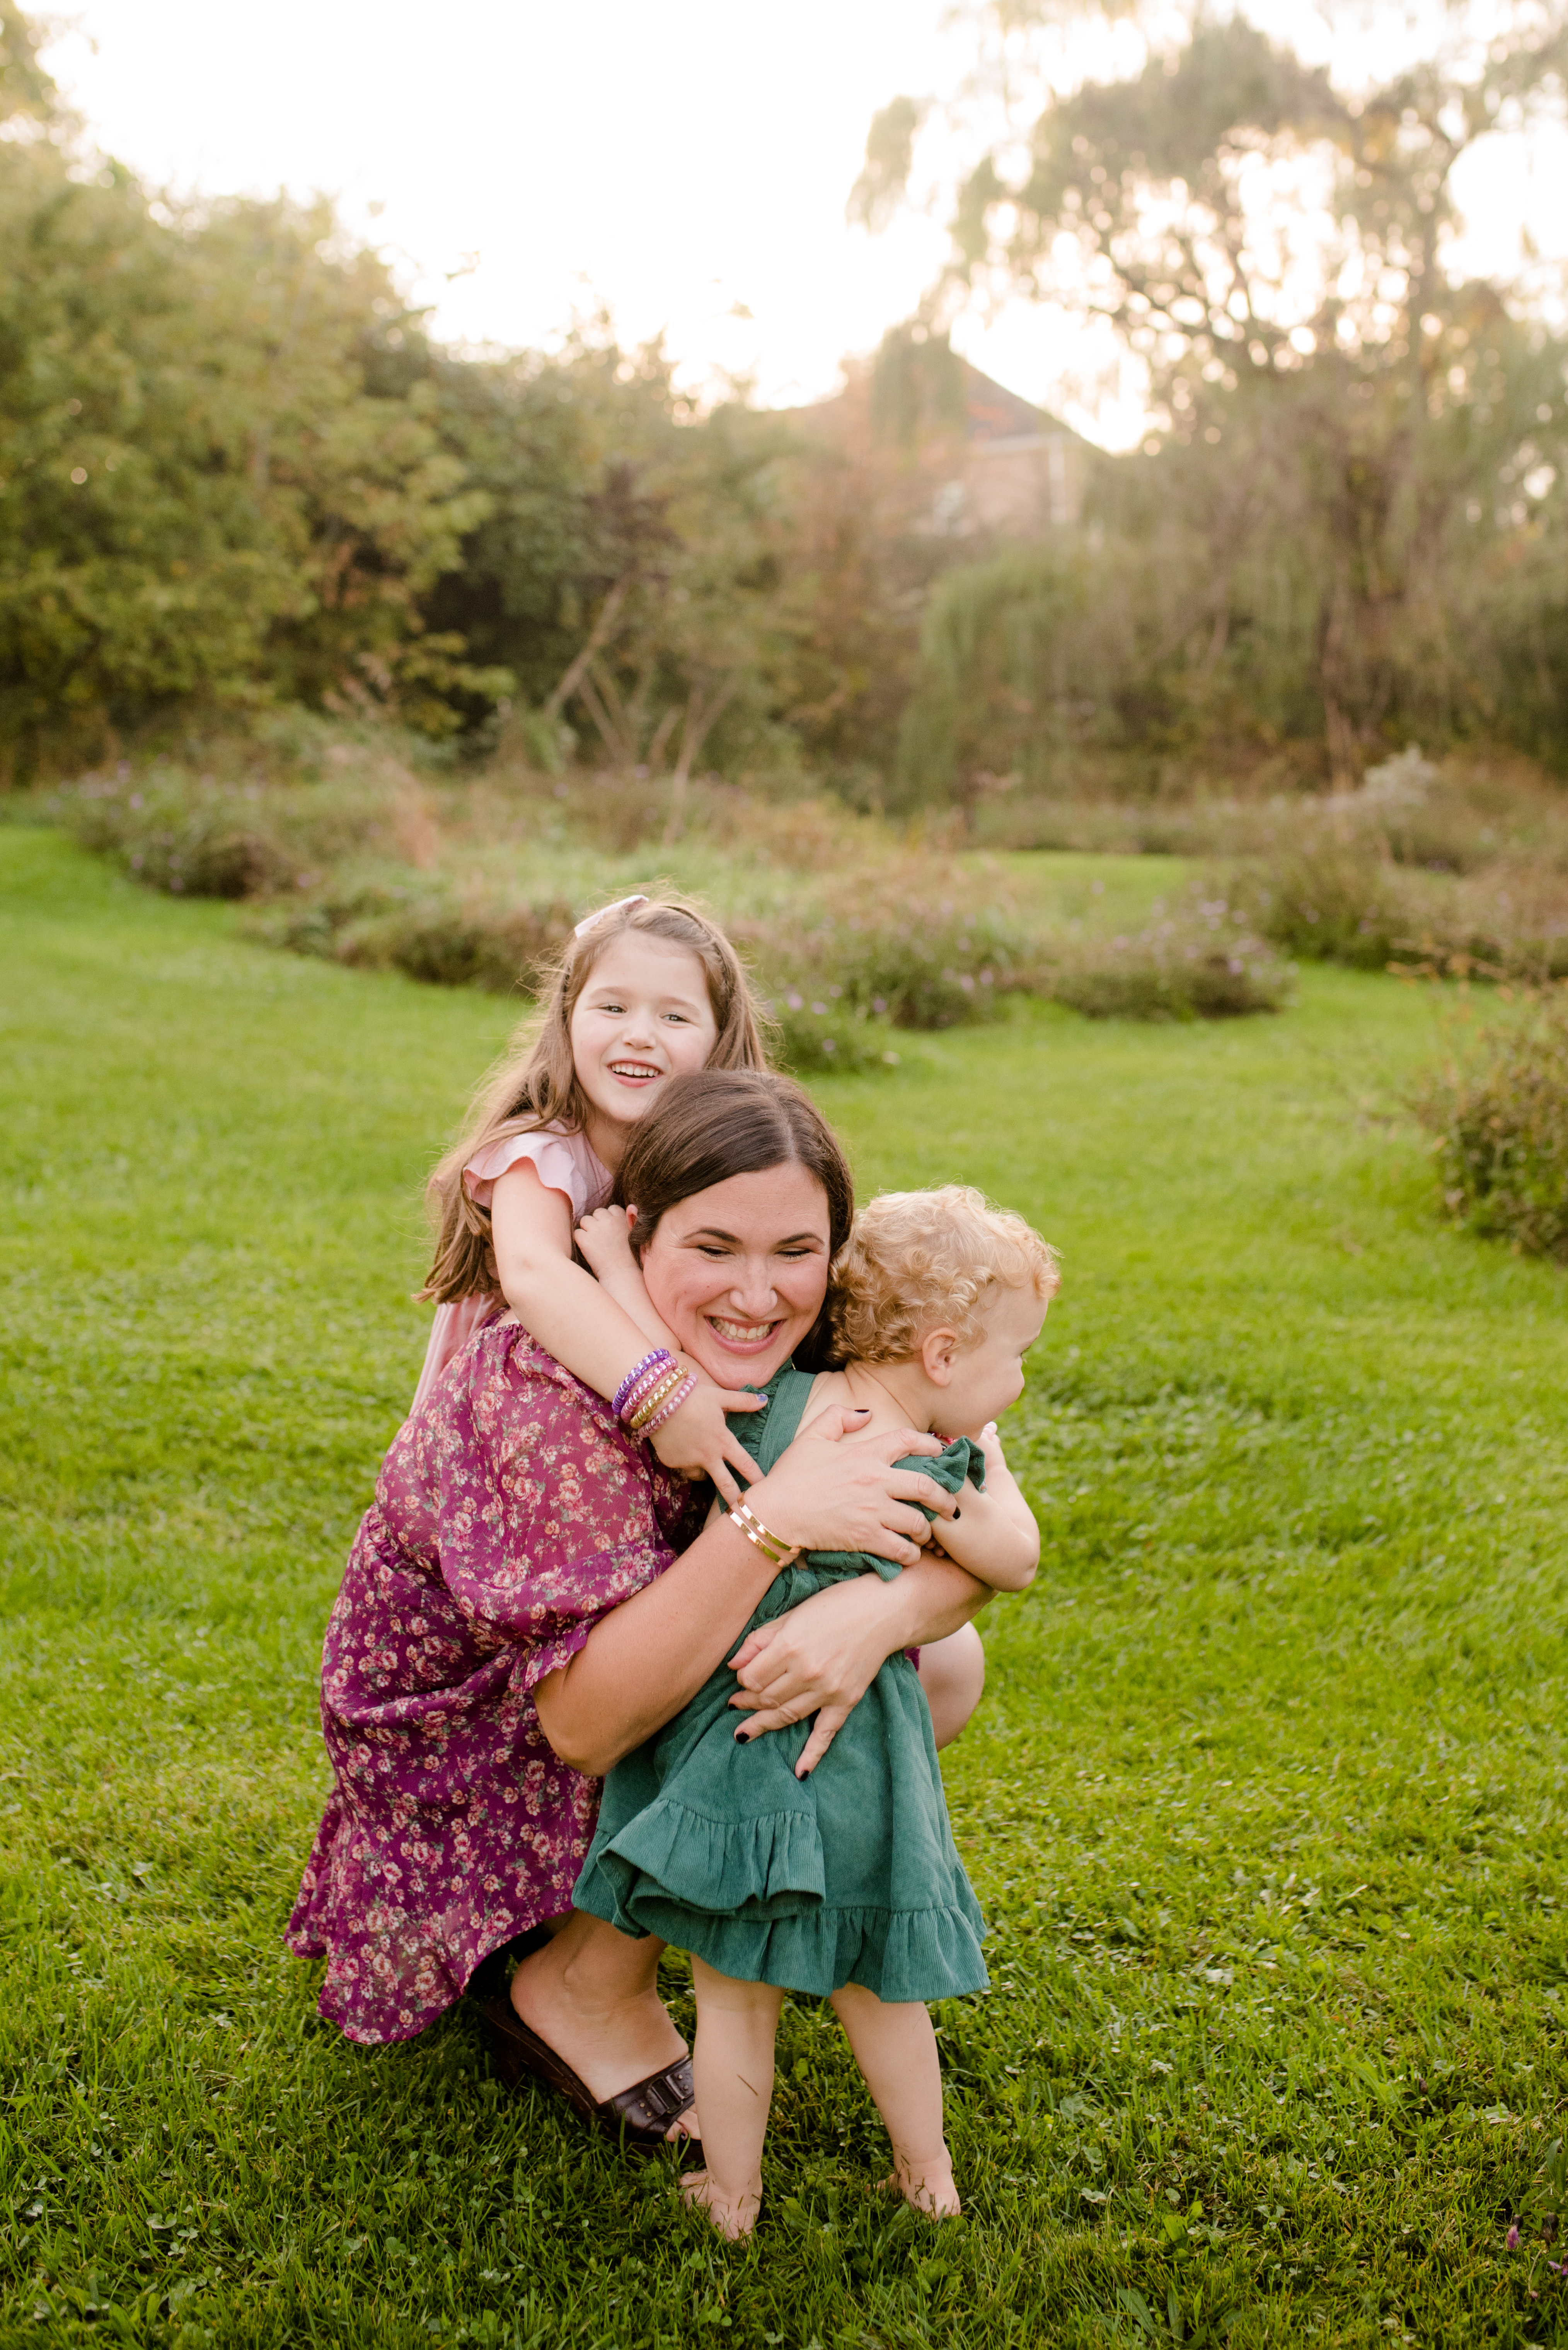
[734,1729,750,1744]
[953,1507,961,1519]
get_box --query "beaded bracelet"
[627,1368,686,1432]
[638,1374,698,1436]
[730,1500,798,1567]
[620,1357,678,1425]
[627,1374,683,1432]
[613,1349,671,1420]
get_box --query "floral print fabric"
[286,1319,700,2044]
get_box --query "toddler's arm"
[490,1164,762,1500]
[925,1424,1038,1592]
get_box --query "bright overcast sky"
[41,0,1568,450]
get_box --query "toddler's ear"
[920,1326,961,1386]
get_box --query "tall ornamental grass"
[1411,986,1568,1262]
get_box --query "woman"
[287,1071,990,2150]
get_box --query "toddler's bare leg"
[682,1957,786,2239]
[828,1982,960,2217]
[917,1623,985,1748]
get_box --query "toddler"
[571,1184,1060,2235]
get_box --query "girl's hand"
[648,1365,766,1504]
[725,1574,905,1778]
[574,1204,639,1279]
[744,1408,954,1568]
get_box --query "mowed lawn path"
[2,826,1566,2350]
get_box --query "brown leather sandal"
[473,1989,703,2167]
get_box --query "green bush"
[48,734,1304,1033]
[53,766,410,897]
[758,998,903,1074]
[252,881,574,994]
[1042,902,1291,1020]
[1236,832,1416,968]
[1411,988,1568,1260]
[738,887,1026,1032]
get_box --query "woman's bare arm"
[532,1411,958,1776]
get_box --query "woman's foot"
[510,1928,699,2147]
[881,2160,962,2218]
[682,2167,762,2239]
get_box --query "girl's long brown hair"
[421,895,771,1305]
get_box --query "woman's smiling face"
[636,1161,833,1386]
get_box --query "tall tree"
[0,11,501,770]
[864,3,1568,775]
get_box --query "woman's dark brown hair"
[614,1071,855,1287]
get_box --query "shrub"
[251,882,574,993]
[52,766,418,897]
[1236,832,1418,968]
[1042,901,1291,1020]
[1238,829,1568,979]
[51,737,1299,1034]
[737,883,1027,1032]
[758,999,903,1075]
[1411,987,1568,1261]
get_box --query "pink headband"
[574,893,650,939]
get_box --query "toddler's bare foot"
[881,2161,961,2218]
[681,2167,762,2240]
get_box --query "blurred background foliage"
[8,0,1568,1248]
[5,0,1568,803]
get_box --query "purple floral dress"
[286,1319,701,2045]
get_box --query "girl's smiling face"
[569,935,720,1154]
[636,1162,833,1386]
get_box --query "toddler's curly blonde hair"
[828,1184,1060,1366]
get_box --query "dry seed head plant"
[1411,982,1568,1263]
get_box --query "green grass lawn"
[3,825,1566,2350]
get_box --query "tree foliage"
[0,5,510,766]
[870,2,1568,783]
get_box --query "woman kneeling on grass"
[287,1070,989,2160]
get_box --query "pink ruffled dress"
[409,1125,611,1419]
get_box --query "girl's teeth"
[712,1318,773,1340]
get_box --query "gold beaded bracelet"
[730,1500,799,1567]
[627,1368,685,1432]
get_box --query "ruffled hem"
[590,1796,826,1925]
[285,1795,573,2045]
[619,1893,990,2004]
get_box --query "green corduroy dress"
[572,1367,990,2002]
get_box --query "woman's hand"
[744,1407,955,1568]
[647,1360,766,1505]
[725,1574,912,1779]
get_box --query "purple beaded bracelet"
[613,1349,672,1421]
